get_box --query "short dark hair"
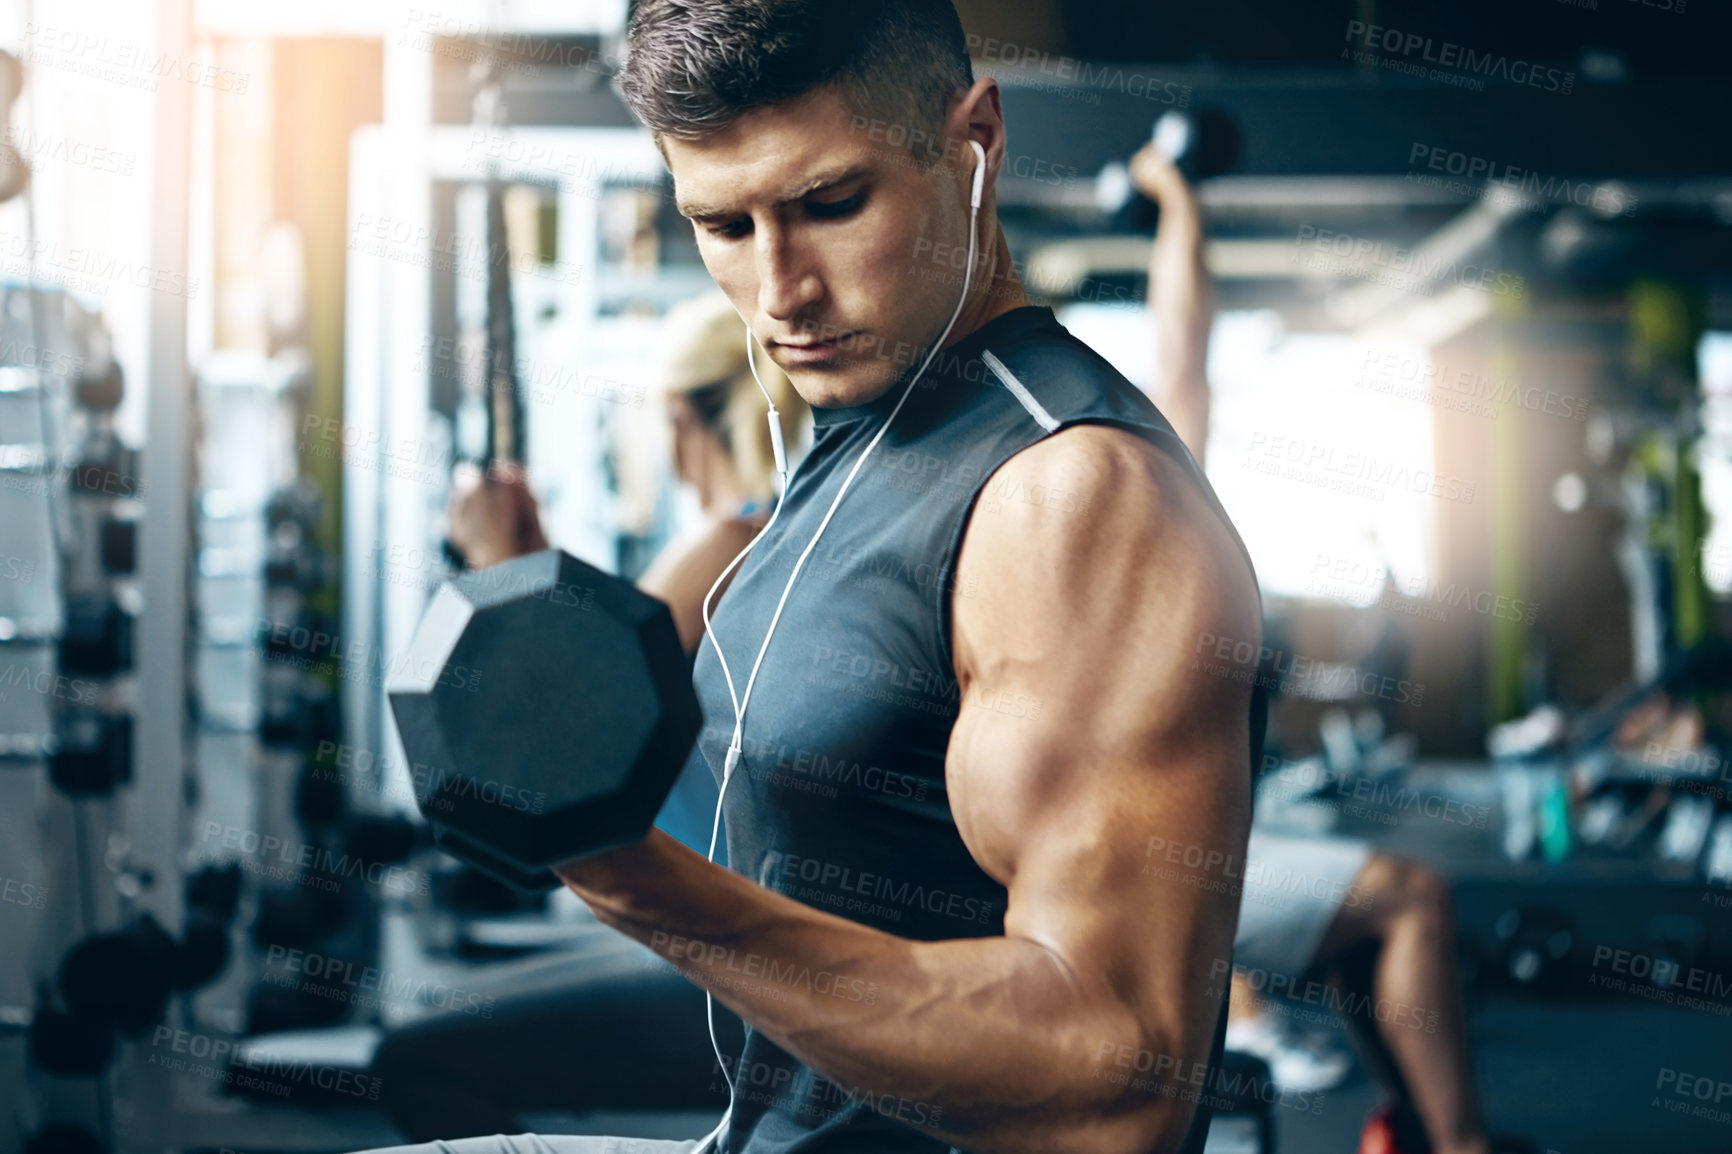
[617,0,974,163]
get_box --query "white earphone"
[690,139,988,1154]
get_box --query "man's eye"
[707,218,751,240]
[807,191,866,219]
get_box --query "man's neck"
[941,218,1031,349]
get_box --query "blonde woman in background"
[446,290,808,657]
[637,291,809,654]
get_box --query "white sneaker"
[1224,1014,1352,1094]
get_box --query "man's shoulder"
[978,423,1192,527]
[965,424,1258,626]
[968,311,1176,441]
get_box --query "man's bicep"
[946,425,1259,1045]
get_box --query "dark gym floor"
[1276,997,1731,1154]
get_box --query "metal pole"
[123,0,192,1145]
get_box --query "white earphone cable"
[692,140,988,1154]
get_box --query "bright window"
[1058,303,1437,605]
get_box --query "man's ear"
[949,77,1008,198]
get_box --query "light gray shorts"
[1232,830,1373,978]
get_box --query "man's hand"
[445,461,549,570]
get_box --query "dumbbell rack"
[189,350,318,1039]
[0,284,144,1151]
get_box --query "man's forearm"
[560,830,1188,1153]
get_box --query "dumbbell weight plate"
[1095,106,1242,231]
[24,1124,106,1154]
[57,915,178,1038]
[28,1008,115,1076]
[388,550,701,890]
[432,824,559,892]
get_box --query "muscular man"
[365,2,1263,1152]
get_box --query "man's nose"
[756,233,824,326]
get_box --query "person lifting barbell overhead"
[1128,127,1216,470]
[372,2,1266,1153]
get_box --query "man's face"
[665,87,971,410]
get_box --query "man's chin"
[788,367,897,411]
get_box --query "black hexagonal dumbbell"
[387,550,701,891]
